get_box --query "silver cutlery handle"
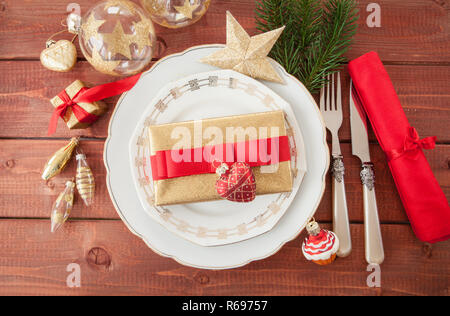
[361,163,384,265]
[331,156,352,257]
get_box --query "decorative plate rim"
[104,44,330,270]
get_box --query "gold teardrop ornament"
[42,138,79,181]
[40,40,77,72]
[51,180,75,233]
[76,149,95,206]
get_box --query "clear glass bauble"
[79,0,156,76]
[141,0,211,29]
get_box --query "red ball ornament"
[215,162,256,203]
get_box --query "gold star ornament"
[81,14,106,41]
[104,0,137,14]
[101,21,135,60]
[201,11,285,83]
[131,12,155,54]
[86,48,121,76]
[143,0,167,16]
[174,0,200,19]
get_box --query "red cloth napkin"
[348,51,450,243]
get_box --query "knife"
[350,80,385,265]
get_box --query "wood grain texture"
[0,0,449,63]
[0,61,449,142]
[0,0,449,297]
[0,220,448,296]
[1,139,449,222]
[0,139,115,219]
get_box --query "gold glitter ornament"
[50,180,75,233]
[132,17,154,53]
[40,24,79,73]
[80,14,106,42]
[79,0,156,76]
[42,138,79,181]
[101,21,135,60]
[174,0,200,19]
[40,39,77,72]
[201,11,285,83]
[75,149,95,207]
[87,49,121,75]
[140,0,211,29]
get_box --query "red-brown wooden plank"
[0,61,448,142]
[0,139,116,219]
[0,0,449,297]
[0,0,449,63]
[1,139,449,223]
[0,220,448,296]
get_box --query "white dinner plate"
[129,70,307,246]
[104,45,329,269]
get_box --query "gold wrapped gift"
[50,80,107,130]
[148,110,293,206]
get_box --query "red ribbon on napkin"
[386,127,436,162]
[48,73,142,135]
[348,51,450,243]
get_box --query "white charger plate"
[129,70,307,247]
[104,45,329,269]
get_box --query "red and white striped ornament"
[302,219,340,265]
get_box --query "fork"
[320,73,352,258]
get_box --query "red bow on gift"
[48,88,98,135]
[386,127,436,161]
[48,74,142,135]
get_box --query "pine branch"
[295,0,322,51]
[301,0,359,92]
[255,0,302,74]
[255,0,358,94]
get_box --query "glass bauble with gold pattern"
[79,0,156,76]
[140,0,211,29]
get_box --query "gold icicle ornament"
[51,179,75,233]
[75,149,95,206]
[42,137,79,181]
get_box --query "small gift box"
[149,110,293,206]
[50,80,107,131]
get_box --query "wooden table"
[0,0,449,296]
